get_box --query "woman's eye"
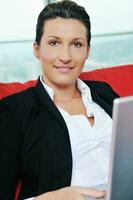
[49,41,59,46]
[73,42,82,47]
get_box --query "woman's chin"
[53,78,76,87]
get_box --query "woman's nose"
[58,46,72,63]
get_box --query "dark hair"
[35,0,91,46]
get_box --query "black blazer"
[0,78,119,200]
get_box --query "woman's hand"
[35,186,106,200]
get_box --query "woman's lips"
[54,65,74,72]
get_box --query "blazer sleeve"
[0,98,21,199]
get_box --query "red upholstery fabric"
[0,65,133,101]
[0,80,37,100]
[80,64,133,97]
[0,64,133,200]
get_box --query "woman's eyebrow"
[47,36,85,41]
[72,38,85,41]
[47,36,60,39]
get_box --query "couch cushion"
[0,80,37,100]
[80,64,133,97]
[0,65,133,100]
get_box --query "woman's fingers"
[78,187,106,198]
[35,186,106,200]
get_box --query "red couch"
[0,64,133,199]
[0,64,133,101]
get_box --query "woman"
[0,0,119,199]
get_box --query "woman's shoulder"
[84,80,119,97]
[1,85,35,101]
[0,86,37,115]
[85,80,113,89]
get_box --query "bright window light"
[56,0,133,35]
[0,0,45,41]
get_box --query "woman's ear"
[33,42,40,59]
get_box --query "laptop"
[86,95,133,200]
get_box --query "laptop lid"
[107,95,133,200]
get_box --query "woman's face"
[34,17,89,88]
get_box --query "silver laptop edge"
[107,95,133,200]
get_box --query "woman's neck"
[42,76,81,102]
[53,85,81,102]
[42,76,80,102]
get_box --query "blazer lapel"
[34,78,68,130]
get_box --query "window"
[0,0,46,82]
[0,0,45,41]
